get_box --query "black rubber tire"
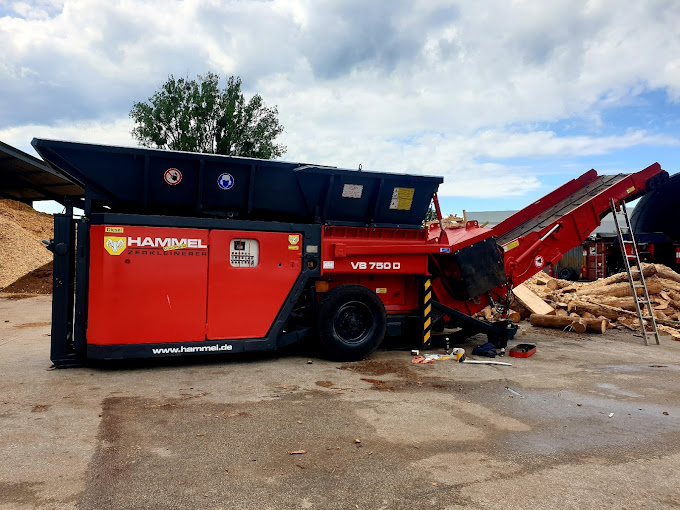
[558,267,575,281]
[645,172,669,193]
[317,285,386,361]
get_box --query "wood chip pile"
[506,264,680,340]
[0,200,54,290]
[425,213,467,228]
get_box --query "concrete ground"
[1,295,680,510]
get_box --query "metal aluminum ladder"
[610,198,661,345]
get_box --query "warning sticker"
[342,184,363,199]
[503,240,520,252]
[389,187,415,210]
[627,186,636,194]
[164,168,182,185]
[217,173,235,190]
[323,261,335,269]
[230,239,259,267]
[376,288,387,294]
[105,226,124,233]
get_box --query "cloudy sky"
[2,0,680,214]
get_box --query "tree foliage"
[424,202,438,222]
[130,73,286,159]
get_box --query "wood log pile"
[513,263,680,340]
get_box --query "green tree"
[424,202,438,222]
[130,73,286,159]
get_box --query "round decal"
[217,173,235,190]
[534,255,544,268]
[164,168,182,185]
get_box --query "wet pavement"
[1,295,680,509]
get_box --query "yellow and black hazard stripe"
[422,278,432,346]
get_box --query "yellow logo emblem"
[288,234,300,245]
[104,236,127,255]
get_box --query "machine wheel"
[558,267,576,281]
[317,285,386,361]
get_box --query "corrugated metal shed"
[466,210,516,227]
[0,140,83,206]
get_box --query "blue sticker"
[217,173,235,190]
[439,247,451,253]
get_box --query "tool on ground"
[509,343,536,358]
[451,348,512,366]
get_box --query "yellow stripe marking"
[424,331,431,343]
[425,291,431,303]
[424,304,431,316]
[424,279,431,290]
[424,317,431,329]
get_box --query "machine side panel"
[206,230,303,340]
[87,225,209,345]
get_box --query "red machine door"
[88,225,209,345]
[206,230,302,340]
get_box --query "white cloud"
[0,117,136,156]
[2,0,680,204]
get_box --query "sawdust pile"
[2,261,53,294]
[0,200,53,289]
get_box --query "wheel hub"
[333,301,371,344]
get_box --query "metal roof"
[0,139,83,205]
[466,210,516,227]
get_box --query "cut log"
[481,305,494,321]
[586,318,608,333]
[530,314,586,333]
[568,300,680,328]
[654,300,670,310]
[575,280,662,298]
[656,278,680,293]
[571,319,587,333]
[568,301,628,321]
[506,309,521,323]
[595,297,638,311]
[654,310,669,321]
[591,264,657,286]
[547,279,573,290]
[598,316,615,329]
[513,285,555,315]
[510,299,531,320]
[581,311,596,319]
[556,309,568,317]
[657,325,680,341]
[534,314,608,333]
[654,264,680,284]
